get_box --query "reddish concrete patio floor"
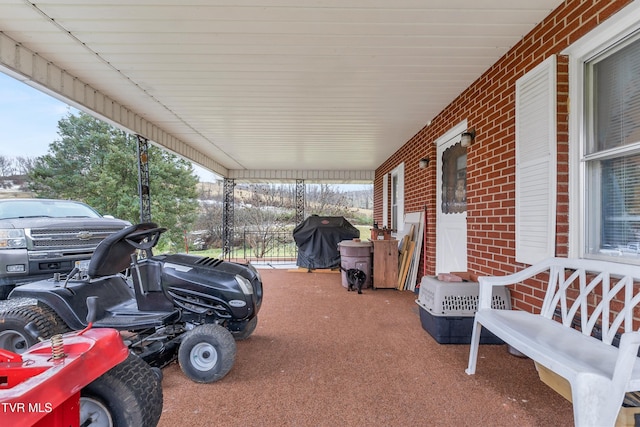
[157,269,574,427]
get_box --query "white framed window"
[565,1,640,263]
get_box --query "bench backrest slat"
[538,258,640,345]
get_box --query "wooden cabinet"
[372,239,399,289]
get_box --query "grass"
[356,225,372,241]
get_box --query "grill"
[28,227,124,250]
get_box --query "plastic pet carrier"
[415,276,511,344]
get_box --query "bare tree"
[306,184,353,217]
[0,156,14,177]
[193,201,224,249]
[192,182,371,256]
[235,184,295,258]
[14,156,36,175]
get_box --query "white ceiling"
[0,0,563,181]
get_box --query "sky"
[0,72,71,159]
[0,72,219,181]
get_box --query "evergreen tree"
[28,111,199,247]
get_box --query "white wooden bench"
[465,257,640,426]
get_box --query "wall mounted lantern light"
[418,157,430,169]
[460,128,476,147]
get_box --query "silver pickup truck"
[0,198,130,298]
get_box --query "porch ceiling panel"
[0,0,562,179]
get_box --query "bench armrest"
[477,258,556,309]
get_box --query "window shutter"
[382,173,389,227]
[392,163,405,232]
[515,56,557,264]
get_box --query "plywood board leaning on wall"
[396,212,424,291]
[398,240,415,290]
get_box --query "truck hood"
[0,217,130,229]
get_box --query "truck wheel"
[231,316,258,341]
[0,304,69,353]
[81,353,163,427]
[178,324,236,383]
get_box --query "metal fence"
[232,229,298,266]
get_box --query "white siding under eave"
[227,169,374,183]
[0,31,228,178]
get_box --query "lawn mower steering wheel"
[124,227,166,251]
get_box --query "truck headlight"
[235,274,254,296]
[0,229,26,249]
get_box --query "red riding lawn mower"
[0,308,162,427]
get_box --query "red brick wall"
[374,0,633,310]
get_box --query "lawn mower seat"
[131,257,174,311]
[88,222,160,278]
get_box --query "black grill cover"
[293,216,360,269]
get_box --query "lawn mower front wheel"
[178,323,236,383]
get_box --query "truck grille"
[28,227,124,250]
